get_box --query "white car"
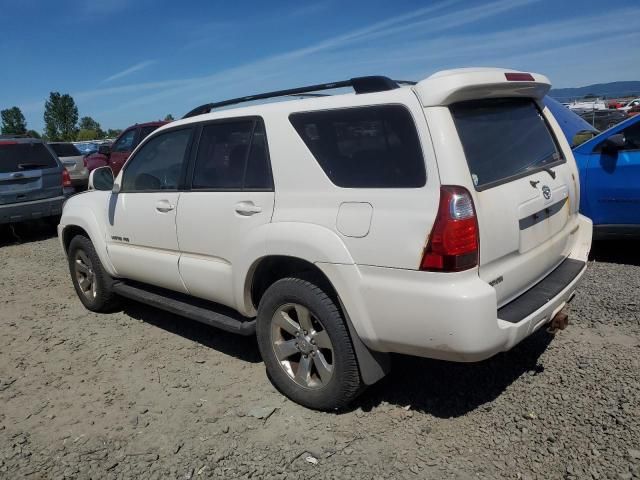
[58,68,592,410]
[619,98,640,112]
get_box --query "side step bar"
[112,281,256,336]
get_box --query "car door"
[176,118,274,309]
[107,126,194,292]
[109,128,137,176]
[581,119,640,226]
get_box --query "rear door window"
[49,143,81,157]
[0,142,58,173]
[191,119,273,190]
[450,98,564,190]
[289,105,426,188]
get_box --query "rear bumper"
[0,195,65,224]
[318,214,593,362]
[68,168,89,184]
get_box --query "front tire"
[256,278,363,410]
[67,235,119,312]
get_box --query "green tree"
[164,114,175,121]
[26,129,41,139]
[43,92,78,141]
[106,128,122,138]
[78,116,104,138]
[1,106,27,135]
[76,129,101,141]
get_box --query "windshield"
[451,98,564,190]
[0,142,58,173]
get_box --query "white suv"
[59,68,592,410]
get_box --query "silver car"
[49,142,89,189]
[0,136,72,225]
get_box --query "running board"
[112,281,256,336]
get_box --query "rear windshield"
[289,105,426,188]
[450,98,564,190]
[49,143,81,157]
[0,142,58,173]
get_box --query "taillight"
[420,186,479,272]
[62,169,72,188]
[83,155,88,168]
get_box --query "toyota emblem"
[542,185,552,200]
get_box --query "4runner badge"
[542,185,552,200]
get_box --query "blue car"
[545,97,639,238]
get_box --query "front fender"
[59,192,116,276]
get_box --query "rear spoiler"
[413,68,551,106]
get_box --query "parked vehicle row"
[84,121,166,176]
[59,68,592,410]
[578,109,628,131]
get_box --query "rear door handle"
[235,201,262,216]
[155,199,175,213]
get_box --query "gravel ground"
[1,222,639,480]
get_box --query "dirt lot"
[1,222,639,480]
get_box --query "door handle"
[155,200,175,213]
[235,201,262,216]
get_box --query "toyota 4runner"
[58,68,593,410]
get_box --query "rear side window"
[191,120,272,190]
[289,105,426,188]
[49,143,81,157]
[450,98,564,190]
[0,142,58,173]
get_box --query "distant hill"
[550,81,640,101]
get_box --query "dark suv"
[85,121,167,176]
[0,135,72,225]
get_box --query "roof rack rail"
[182,76,416,119]
[0,134,31,139]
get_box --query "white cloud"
[101,60,156,83]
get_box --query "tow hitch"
[547,310,569,334]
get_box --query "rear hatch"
[49,143,84,173]
[449,97,579,306]
[0,141,63,205]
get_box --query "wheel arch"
[245,254,389,386]
[59,205,117,276]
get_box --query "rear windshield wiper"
[18,163,50,170]
[542,167,556,180]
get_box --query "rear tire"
[68,235,119,312]
[256,277,363,410]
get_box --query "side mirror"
[601,133,625,152]
[98,144,111,156]
[88,166,114,191]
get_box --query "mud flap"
[338,298,390,385]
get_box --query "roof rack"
[182,76,416,119]
[0,134,31,139]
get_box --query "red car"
[85,121,167,176]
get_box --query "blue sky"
[1,0,638,132]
